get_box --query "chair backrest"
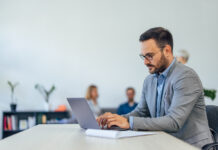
[101,108,117,114]
[206,105,218,142]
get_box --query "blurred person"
[177,50,217,102]
[176,49,189,64]
[96,27,213,148]
[85,85,101,117]
[117,87,138,115]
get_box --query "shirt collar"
[153,57,176,78]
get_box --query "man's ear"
[163,45,172,57]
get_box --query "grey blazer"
[123,61,213,148]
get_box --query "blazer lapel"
[148,76,157,118]
[160,78,169,116]
[160,61,177,116]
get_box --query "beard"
[147,53,169,74]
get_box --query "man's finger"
[102,118,108,127]
[96,115,104,125]
[96,116,100,124]
[106,118,116,123]
[97,113,108,123]
[107,121,118,128]
[104,114,117,119]
[97,113,116,126]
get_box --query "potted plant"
[35,84,56,111]
[7,81,19,112]
[204,89,217,101]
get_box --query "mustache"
[146,64,155,67]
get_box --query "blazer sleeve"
[130,71,203,132]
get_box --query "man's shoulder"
[143,74,154,83]
[119,102,129,107]
[168,62,203,91]
[142,61,200,85]
[172,62,199,79]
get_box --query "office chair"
[202,105,218,150]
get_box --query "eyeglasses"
[139,51,161,61]
[139,53,155,61]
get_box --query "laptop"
[67,98,125,130]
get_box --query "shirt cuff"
[129,116,134,129]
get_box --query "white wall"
[0,0,218,137]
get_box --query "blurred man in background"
[117,87,138,115]
[176,49,190,64]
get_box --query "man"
[97,27,213,148]
[176,49,190,64]
[117,87,138,115]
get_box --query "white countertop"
[0,124,199,150]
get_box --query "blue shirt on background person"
[117,87,138,115]
[117,102,138,115]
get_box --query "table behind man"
[97,27,213,149]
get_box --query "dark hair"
[139,27,173,53]
[126,87,135,94]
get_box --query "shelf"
[2,111,70,139]
[3,130,23,133]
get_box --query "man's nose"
[144,58,149,65]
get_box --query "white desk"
[0,124,199,150]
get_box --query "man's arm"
[130,73,202,132]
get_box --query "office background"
[0,0,218,138]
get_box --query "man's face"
[126,90,135,101]
[141,39,169,74]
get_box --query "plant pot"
[10,103,17,112]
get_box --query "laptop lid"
[67,98,100,129]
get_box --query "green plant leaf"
[35,84,56,103]
[204,89,217,101]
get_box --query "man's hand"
[96,112,130,129]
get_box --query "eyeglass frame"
[139,46,165,61]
